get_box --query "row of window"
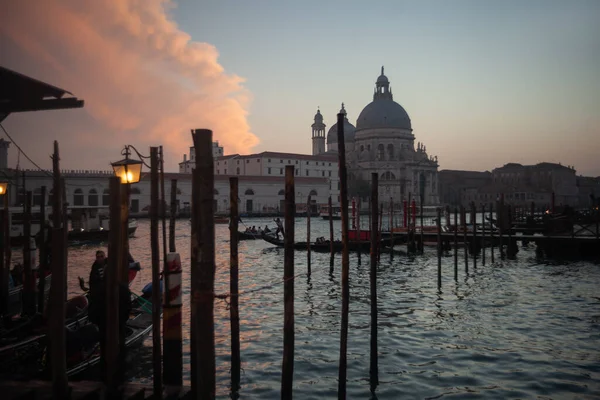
[217,159,333,167]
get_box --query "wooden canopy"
[0,66,84,122]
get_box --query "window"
[88,189,99,206]
[278,189,285,196]
[288,160,291,164]
[306,161,309,165]
[246,159,249,163]
[367,145,371,151]
[387,144,394,160]
[73,188,84,206]
[236,167,240,175]
[295,160,298,164]
[329,163,331,166]
[322,171,325,177]
[360,145,364,152]
[309,190,317,196]
[268,159,271,162]
[268,167,271,174]
[33,188,43,206]
[237,160,240,164]
[280,168,283,175]
[306,170,309,176]
[280,159,283,163]
[217,169,220,174]
[295,169,298,176]
[329,171,331,177]
[102,189,110,206]
[245,189,254,195]
[257,159,260,163]
[377,144,385,160]
[225,169,227,174]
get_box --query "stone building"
[313,67,440,205]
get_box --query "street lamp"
[0,182,7,196]
[111,146,144,184]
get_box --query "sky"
[1,0,599,175]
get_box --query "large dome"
[356,99,412,131]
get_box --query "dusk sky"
[1,0,599,175]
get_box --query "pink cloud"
[1,0,258,171]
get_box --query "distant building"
[438,170,492,206]
[576,175,600,208]
[313,67,440,205]
[179,141,223,173]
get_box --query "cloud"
[1,0,258,171]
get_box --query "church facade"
[311,67,440,205]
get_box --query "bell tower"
[311,108,326,155]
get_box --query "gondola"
[261,232,391,252]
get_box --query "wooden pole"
[281,165,295,400]
[1,189,8,321]
[377,203,383,262]
[307,194,311,276]
[328,196,334,257]
[471,202,477,269]
[355,198,361,257]
[49,141,68,399]
[229,177,240,394]
[490,203,495,263]
[407,193,411,254]
[389,197,394,251]
[369,173,379,388]
[420,196,424,254]
[437,208,442,289]
[336,111,351,399]
[0,209,4,317]
[482,204,486,266]
[22,191,35,315]
[37,186,47,314]
[106,176,122,393]
[462,206,468,275]
[190,130,216,399]
[150,147,163,398]
[453,207,458,280]
[169,179,177,253]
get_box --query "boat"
[67,219,138,244]
[319,204,342,220]
[238,231,261,240]
[261,232,391,252]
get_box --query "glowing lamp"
[111,158,143,184]
[0,182,7,195]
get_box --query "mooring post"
[1,189,9,321]
[482,204,486,266]
[164,179,183,386]
[355,198,361,257]
[437,208,442,289]
[37,186,47,314]
[169,180,178,253]
[282,165,295,400]
[190,130,216,399]
[229,177,240,394]
[22,191,35,316]
[490,203,495,263]
[49,142,68,399]
[453,207,458,280]
[419,199,424,254]
[149,147,163,399]
[369,172,379,389]
[329,196,334,257]
[471,202,477,269]
[307,194,311,276]
[389,197,394,252]
[407,193,412,254]
[0,209,4,317]
[377,204,383,262]
[337,111,351,399]
[106,176,122,394]
[462,206,468,275]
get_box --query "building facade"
[314,67,440,205]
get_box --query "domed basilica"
[311,67,440,205]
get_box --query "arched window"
[309,189,318,196]
[360,145,364,152]
[387,144,394,160]
[130,187,141,195]
[236,167,240,175]
[278,189,284,196]
[381,171,396,181]
[33,188,43,206]
[88,188,98,206]
[102,188,110,206]
[73,189,84,206]
[245,189,254,196]
[377,144,385,160]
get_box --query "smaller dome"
[314,108,323,122]
[376,66,388,84]
[327,119,356,145]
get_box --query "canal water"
[62,218,599,399]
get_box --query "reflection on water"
[58,218,600,398]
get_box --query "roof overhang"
[0,66,84,122]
